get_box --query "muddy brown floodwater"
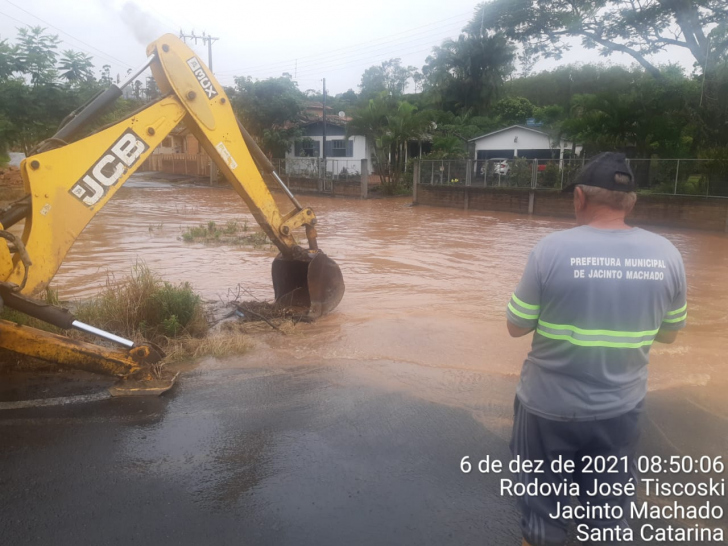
[48,175,728,437]
[4,174,728,545]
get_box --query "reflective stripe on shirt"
[508,294,540,320]
[663,303,687,323]
[536,319,660,349]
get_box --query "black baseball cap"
[563,152,636,193]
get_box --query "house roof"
[304,102,334,110]
[283,116,349,131]
[468,125,551,142]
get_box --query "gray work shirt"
[507,225,687,421]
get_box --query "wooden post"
[361,159,369,199]
[412,160,419,204]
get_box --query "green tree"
[422,27,515,114]
[99,64,113,86]
[359,58,416,98]
[474,0,727,80]
[506,65,637,109]
[58,50,95,85]
[348,94,429,189]
[336,89,358,111]
[430,110,495,144]
[230,75,305,157]
[13,26,59,86]
[561,68,699,157]
[428,135,469,159]
[0,37,15,81]
[491,96,535,125]
[144,75,159,100]
[412,71,424,93]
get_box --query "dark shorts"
[509,397,642,546]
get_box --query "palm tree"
[423,30,514,114]
[348,94,430,189]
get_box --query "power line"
[293,43,440,81]
[242,31,451,84]
[0,7,134,77]
[272,20,465,75]
[216,17,466,77]
[2,0,135,68]
[215,11,472,76]
[219,21,464,85]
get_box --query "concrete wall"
[415,185,728,232]
[266,177,363,198]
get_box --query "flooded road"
[2,175,727,545]
[52,176,728,399]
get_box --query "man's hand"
[507,320,534,338]
[655,329,679,344]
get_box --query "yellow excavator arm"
[0,34,344,391]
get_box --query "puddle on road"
[42,175,728,419]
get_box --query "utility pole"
[179,30,219,71]
[322,78,327,177]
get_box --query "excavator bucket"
[272,252,345,318]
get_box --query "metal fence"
[139,153,213,177]
[417,158,728,197]
[272,158,362,182]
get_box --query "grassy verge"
[1,264,253,367]
[74,264,208,342]
[180,220,271,248]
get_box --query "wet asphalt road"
[1,364,726,546]
[0,366,520,546]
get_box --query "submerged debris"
[209,284,313,335]
[235,300,313,326]
[180,220,272,248]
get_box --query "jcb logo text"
[69,129,148,207]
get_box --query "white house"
[284,103,369,177]
[284,119,369,177]
[469,125,581,162]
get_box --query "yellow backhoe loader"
[0,35,345,395]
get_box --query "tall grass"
[74,263,209,343]
[2,265,254,365]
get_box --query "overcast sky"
[0,0,699,96]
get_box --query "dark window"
[326,139,354,158]
[295,139,320,157]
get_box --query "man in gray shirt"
[506,153,687,546]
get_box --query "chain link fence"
[272,158,362,183]
[416,158,728,197]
